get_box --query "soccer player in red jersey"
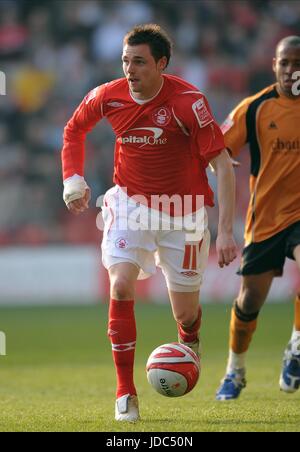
[62,24,237,421]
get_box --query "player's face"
[122,44,167,100]
[273,45,300,98]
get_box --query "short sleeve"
[221,99,249,157]
[174,94,225,163]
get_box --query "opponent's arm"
[210,149,237,268]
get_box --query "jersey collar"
[129,78,165,105]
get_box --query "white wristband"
[63,174,89,205]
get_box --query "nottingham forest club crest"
[152,107,171,126]
[115,237,128,249]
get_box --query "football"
[146,342,200,397]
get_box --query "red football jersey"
[62,74,225,210]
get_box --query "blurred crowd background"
[1,0,300,247]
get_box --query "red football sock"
[177,306,202,343]
[108,299,137,398]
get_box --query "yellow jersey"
[222,84,300,245]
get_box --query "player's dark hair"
[124,24,172,68]
[276,35,300,55]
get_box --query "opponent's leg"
[280,245,300,393]
[292,245,300,333]
[108,262,140,422]
[169,290,201,357]
[216,272,274,400]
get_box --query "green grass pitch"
[0,302,299,432]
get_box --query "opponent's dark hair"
[276,35,300,55]
[124,24,172,67]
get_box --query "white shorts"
[101,186,210,293]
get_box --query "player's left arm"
[175,93,237,267]
[210,150,237,268]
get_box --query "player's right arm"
[61,85,105,214]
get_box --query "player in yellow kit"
[216,36,300,400]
